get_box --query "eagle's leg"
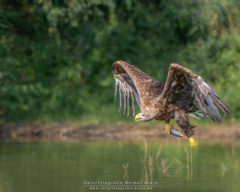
[165,124,171,135]
[174,111,198,148]
[165,120,172,135]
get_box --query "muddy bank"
[0,122,240,143]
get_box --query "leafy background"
[0,0,239,123]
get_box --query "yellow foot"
[189,137,198,148]
[165,124,171,135]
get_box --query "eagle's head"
[135,113,153,122]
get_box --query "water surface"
[0,142,239,192]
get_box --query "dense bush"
[0,0,239,121]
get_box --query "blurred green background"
[0,0,239,123]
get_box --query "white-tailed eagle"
[112,60,230,147]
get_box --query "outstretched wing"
[160,63,230,122]
[112,60,164,116]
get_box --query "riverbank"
[0,122,239,143]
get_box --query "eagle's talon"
[189,137,198,148]
[165,124,171,135]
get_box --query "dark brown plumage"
[112,60,230,139]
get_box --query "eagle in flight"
[112,60,230,147]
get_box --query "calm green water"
[0,141,239,192]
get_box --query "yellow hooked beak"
[135,113,141,122]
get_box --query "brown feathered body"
[112,61,230,137]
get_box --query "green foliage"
[0,0,239,121]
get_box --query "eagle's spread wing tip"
[162,63,230,123]
[113,61,141,117]
[112,60,164,117]
[194,76,230,122]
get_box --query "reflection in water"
[148,156,153,182]
[220,162,227,177]
[185,148,193,181]
[0,142,239,192]
[122,163,129,180]
[161,159,172,175]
